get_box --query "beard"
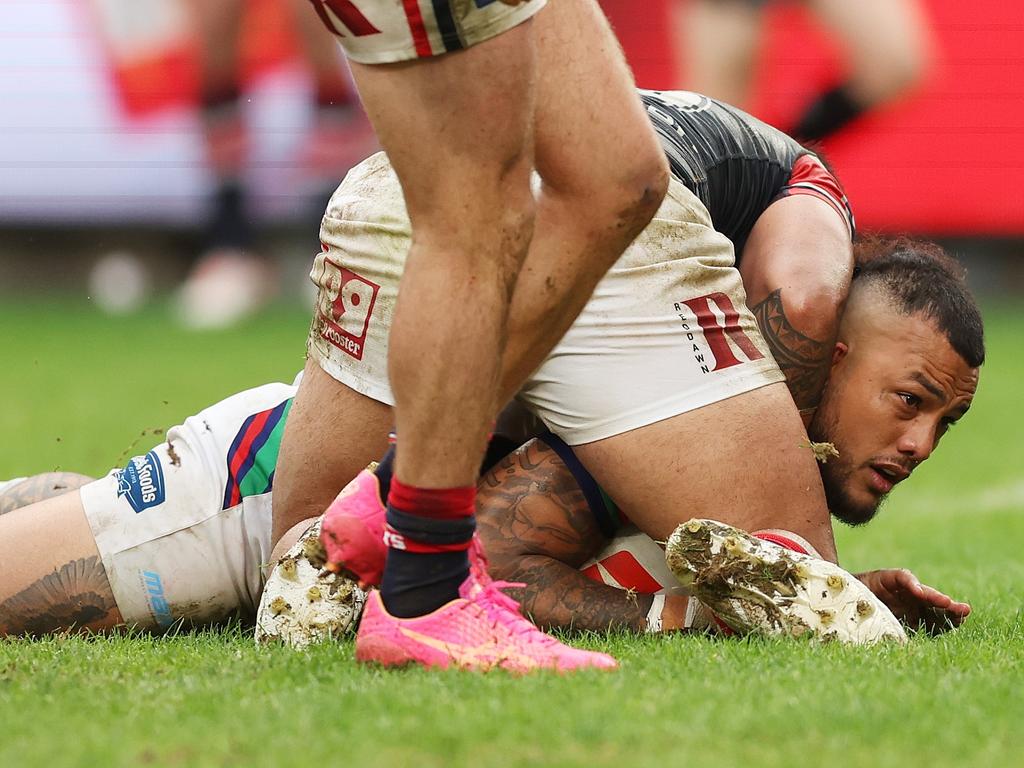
[807,400,884,527]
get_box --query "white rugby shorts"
[308,0,546,64]
[79,383,296,631]
[309,152,785,445]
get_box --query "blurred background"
[0,0,1021,329]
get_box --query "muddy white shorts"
[308,152,785,445]
[309,0,546,64]
[79,383,297,631]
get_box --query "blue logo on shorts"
[115,451,166,513]
[142,570,175,628]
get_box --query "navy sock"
[373,444,395,500]
[378,480,476,618]
[380,548,470,618]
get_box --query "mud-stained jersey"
[641,90,854,258]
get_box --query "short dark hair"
[852,236,985,367]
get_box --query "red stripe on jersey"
[226,409,274,506]
[777,154,854,236]
[596,551,664,594]
[402,0,434,57]
[580,563,602,583]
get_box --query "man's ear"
[831,341,849,368]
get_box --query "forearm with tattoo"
[0,557,118,636]
[0,472,94,516]
[750,289,832,414]
[477,440,653,633]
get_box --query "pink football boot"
[320,468,388,587]
[354,569,618,673]
[320,468,492,588]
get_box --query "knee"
[566,145,670,243]
[618,150,671,237]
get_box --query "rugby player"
[298,0,670,671]
[477,239,980,635]
[0,238,980,644]
[275,89,858,662]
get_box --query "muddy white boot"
[666,519,906,644]
[255,518,367,649]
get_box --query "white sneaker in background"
[175,249,276,331]
[89,251,152,315]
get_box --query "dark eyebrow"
[911,372,948,405]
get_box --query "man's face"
[808,293,979,526]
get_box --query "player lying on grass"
[0,238,980,642]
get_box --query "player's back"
[640,90,811,256]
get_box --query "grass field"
[1,298,1022,768]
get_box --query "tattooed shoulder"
[751,289,831,412]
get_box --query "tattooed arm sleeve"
[738,194,854,420]
[0,472,95,516]
[476,440,653,633]
[750,289,833,416]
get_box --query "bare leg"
[496,0,670,397]
[574,381,839,562]
[0,492,122,637]
[675,0,763,106]
[349,22,538,490]
[271,359,393,545]
[791,0,931,141]
[809,0,931,106]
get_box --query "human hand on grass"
[856,569,971,635]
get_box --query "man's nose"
[897,420,936,463]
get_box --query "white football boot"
[255,518,366,649]
[666,519,907,644]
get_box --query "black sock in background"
[791,83,867,143]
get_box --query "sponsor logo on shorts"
[141,570,175,628]
[115,451,166,513]
[318,260,381,360]
[674,292,764,374]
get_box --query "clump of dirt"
[803,440,840,464]
[166,441,182,467]
[303,535,328,568]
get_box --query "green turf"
[1,299,1022,768]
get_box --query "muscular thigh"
[532,0,660,196]
[272,358,393,544]
[574,381,838,561]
